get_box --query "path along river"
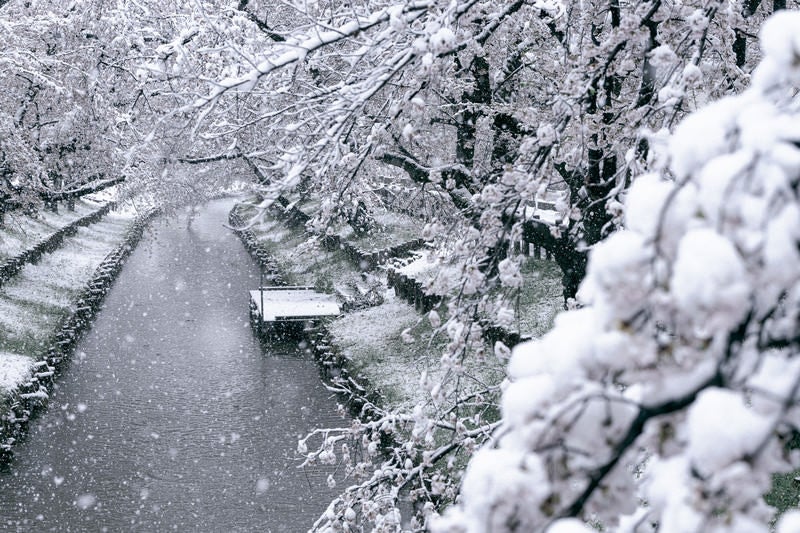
[0,198,345,531]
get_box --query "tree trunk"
[492,113,525,167]
[555,247,588,305]
[522,219,588,304]
[455,55,490,170]
[734,0,763,68]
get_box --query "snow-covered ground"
[514,258,563,336]
[397,250,563,338]
[0,352,33,393]
[328,292,441,410]
[328,290,508,411]
[0,198,107,263]
[0,208,135,398]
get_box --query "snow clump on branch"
[434,10,800,533]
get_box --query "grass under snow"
[0,210,134,398]
[0,199,106,264]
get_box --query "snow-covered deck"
[249,286,340,323]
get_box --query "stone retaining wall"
[386,268,528,348]
[340,238,424,272]
[266,201,423,273]
[385,268,442,314]
[228,207,288,286]
[304,323,387,423]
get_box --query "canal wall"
[0,208,159,461]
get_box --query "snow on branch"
[435,10,800,533]
[191,1,431,109]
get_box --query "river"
[0,198,345,532]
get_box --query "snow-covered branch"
[436,10,800,532]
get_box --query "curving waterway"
[0,198,345,532]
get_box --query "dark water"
[0,199,345,532]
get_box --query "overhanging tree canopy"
[437,10,800,532]
[1,1,798,531]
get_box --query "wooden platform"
[249,286,340,323]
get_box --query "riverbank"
[0,204,157,459]
[229,196,562,416]
[228,196,566,529]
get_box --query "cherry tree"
[0,0,252,221]
[183,0,787,301]
[434,10,800,532]
[1,0,796,530]
[0,1,129,217]
[110,0,304,209]
[168,2,799,531]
